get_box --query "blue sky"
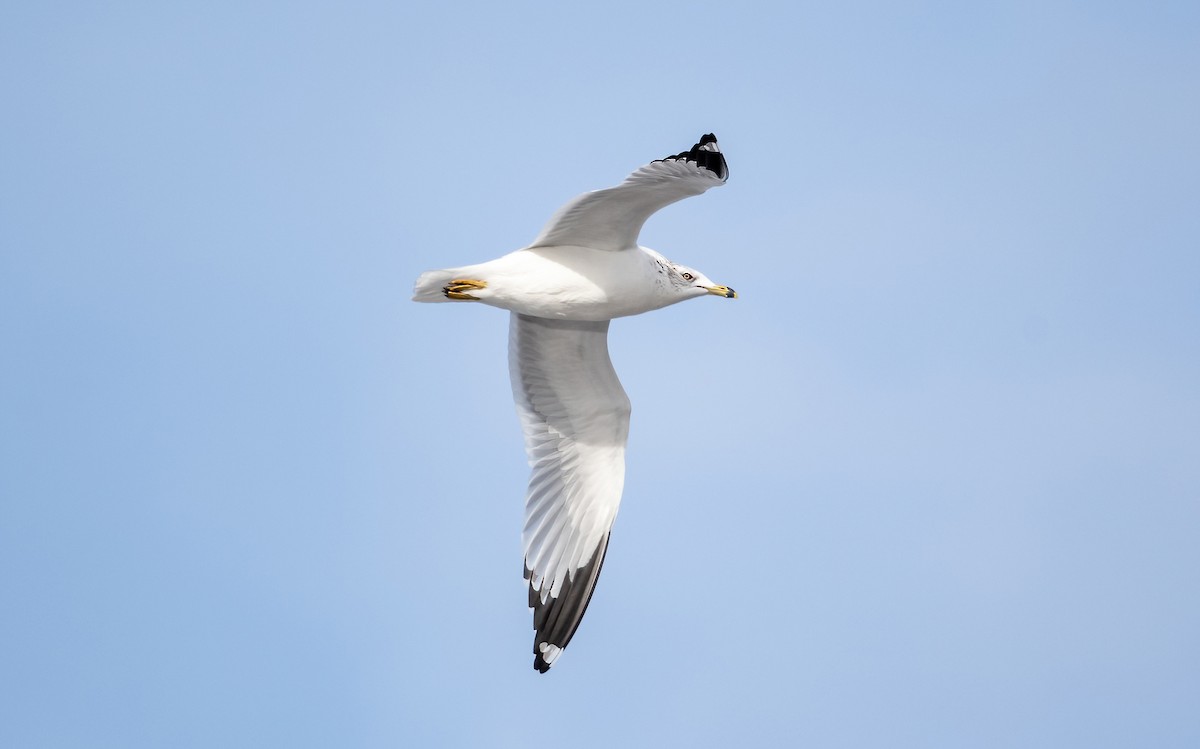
[2,1,1198,746]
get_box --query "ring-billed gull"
[413,133,735,672]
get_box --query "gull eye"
[681,272,694,281]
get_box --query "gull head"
[669,262,737,300]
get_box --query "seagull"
[413,133,735,672]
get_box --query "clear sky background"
[2,1,1198,747]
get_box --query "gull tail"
[412,268,461,303]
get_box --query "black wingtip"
[525,534,612,675]
[653,133,728,181]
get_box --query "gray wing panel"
[527,134,728,252]
[508,313,631,670]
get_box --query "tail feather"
[412,269,459,302]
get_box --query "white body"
[413,245,709,321]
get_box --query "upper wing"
[527,133,729,252]
[509,313,631,672]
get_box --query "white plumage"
[413,134,734,672]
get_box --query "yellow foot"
[443,278,487,301]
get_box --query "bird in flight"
[413,133,735,672]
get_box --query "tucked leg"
[443,278,488,301]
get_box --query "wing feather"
[527,133,729,252]
[509,313,630,672]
